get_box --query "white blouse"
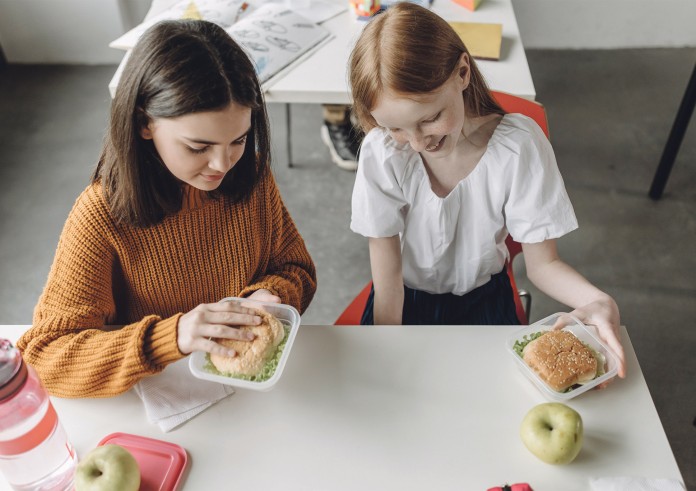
[350,113,578,295]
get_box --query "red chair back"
[334,282,373,325]
[492,91,550,138]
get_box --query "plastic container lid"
[97,433,187,491]
[189,297,301,391]
[505,312,619,401]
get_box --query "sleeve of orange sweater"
[239,170,317,312]
[17,187,185,398]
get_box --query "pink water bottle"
[0,339,77,490]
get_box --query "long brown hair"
[349,2,504,133]
[94,20,271,227]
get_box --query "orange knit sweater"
[17,170,316,398]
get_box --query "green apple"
[74,444,141,491]
[519,402,583,465]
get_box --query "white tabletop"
[1,324,684,490]
[264,0,536,103]
[109,0,535,102]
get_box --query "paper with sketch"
[225,4,330,84]
[285,1,348,24]
[109,0,252,51]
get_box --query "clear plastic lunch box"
[505,312,619,401]
[189,297,301,391]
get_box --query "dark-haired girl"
[18,20,317,397]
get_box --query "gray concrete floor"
[1,49,694,487]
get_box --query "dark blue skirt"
[360,268,521,325]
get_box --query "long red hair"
[349,2,504,133]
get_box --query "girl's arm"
[368,236,404,325]
[521,239,626,378]
[238,171,317,313]
[17,189,183,398]
[18,188,260,398]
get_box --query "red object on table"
[98,432,188,491]
[487,484,534,491]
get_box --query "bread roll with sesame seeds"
[210,309,285,377]
[522,330,598,392]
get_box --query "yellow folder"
[449,22,503,61]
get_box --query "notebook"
[226,4,331,85]
[449,21,503,61]
[109,0,251,51]
[108,1,331,93]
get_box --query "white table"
[109,0,535,165]
[268,0,535,165]
[263,0,536,103]
[109,0,535,101]
[2,324,685,490]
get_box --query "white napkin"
[133,357,234,432]
[590,477,685,491]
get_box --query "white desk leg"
[286,103,293,168]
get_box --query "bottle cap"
[0,339,28,402]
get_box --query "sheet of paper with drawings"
[226,3,332,89]
[110,0,252,51]
[108,0,333,96]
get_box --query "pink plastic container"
[97,433,188,491]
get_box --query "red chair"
[491,91,549,138]
[334,92,549,325]
[335,282,373,325]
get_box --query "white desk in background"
[267,0,535,165]
[109,0,535,165]
[2,324,685,490]
[263,0,535,104]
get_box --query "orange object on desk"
[350,0,382,17]
[452,0,483,11]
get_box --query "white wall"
[0,0,694,64]
[0,0,149,64]
[512,0,696,49]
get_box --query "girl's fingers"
[200,324,256,341]
[204,310,261,327]
[603,332,626,378]
[553,311,627,379]
[196,337,237,358]
[591,322,626,379]
[551,315,571,330]
[207,301,260,317]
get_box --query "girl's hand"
[247,289,281,304]
[523,240,625,385]
[177,301,262,356]
[557,295,627,382]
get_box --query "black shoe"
[321,121,363,171]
